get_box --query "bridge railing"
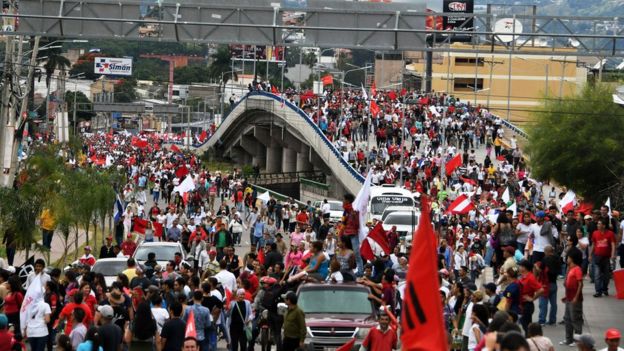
[242,171,326,185]
[500,119,529,139]
[300,177,330,198]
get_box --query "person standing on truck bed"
[281,291,306,351]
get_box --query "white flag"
[559,190,577,212]
[353,170,373,243]
[258,191,271,204]
[502,187,510,204]
[508,202,517,217]
[20,274,44,335]
[605,197,612,218]
[173,175,196,195]
[361,84,368,101]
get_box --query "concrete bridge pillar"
[282,148,297,173]
[266,145,282,173]
[296,151,313,172]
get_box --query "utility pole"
[484,57,503,109]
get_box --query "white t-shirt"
[25,301,51,337]
[516,223,532,245]
[530,223,550,253]
[321,203,331,215]
[151,307,170,333]
[215,270,237,293]
[598,347,624,351]
[467,323,482,350]
[328,271,344,283]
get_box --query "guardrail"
[500,119,529,139]
[242,171,326,186]
[300,177,330,198]
[250,184,307,208]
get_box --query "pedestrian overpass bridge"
[188,91,365,196]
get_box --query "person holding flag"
[342,192,364,276]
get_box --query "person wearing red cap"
[600,328,623,351]
[78,246,96,266]
[99,236,116,258]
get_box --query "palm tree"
[208,45,237,83]
[44,51,71,89]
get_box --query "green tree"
[526,84,624,206]
[65,91,95,122]
[207,45,236,83]
[174,64,211,84]
[43,51,71,89]
[114,78,138,102]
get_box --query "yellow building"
[407,44,588,125]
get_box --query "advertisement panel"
[94,57,133,76]
[442,0,474,31]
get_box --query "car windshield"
[298,288,373,314]
[371,196,414,215]
[134,246,181,261]
[385,213,419,226]
[92,261,128,276]
[329,202,343,211]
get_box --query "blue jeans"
[29,336,48,351]
[593,255,610,294]
[349,235,364,276]
[207,329,217,351]
[538,282,558,324]
[484,245,495,266]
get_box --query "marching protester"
[2,84,621,351]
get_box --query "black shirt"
[201,295,223,313]
[98,323,122,351]
[160,318,186,351]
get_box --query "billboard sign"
[442,0,474,31]
[94,57,133,76]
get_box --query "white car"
[382,210,420,241]
[91,258,130,287]
[313,200,344,223]
[133,241,187,266]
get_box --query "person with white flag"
[23,286,51,351]
[349,170,373,276]
[20,265,45,347]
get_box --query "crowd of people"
[0,84,622,351]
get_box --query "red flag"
[199,130,208,142]
[152,221,163,238]
[401,196,448,350]
[388,90,397,101]
[185,309,197,340]
[257,247,265,265]
[445,154,462,176]
[360,222,391,261]
[574,201,594,216]
[336,339,355,351]
[175,166,189,179]
[371,81,377,96]
[321,74,334,86]
[225,288,233,309]
[271,85,279,94]
[171,144,181,153]
[182,192,189,205]
[460,176,477,186]
[370,100,381,117]
[132,217,148,234]
[131,138,148,149]
[128,156,136,166]
[446,194,475,215]
[496,155,506,161]
[400,87,408,96]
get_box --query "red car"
[296,282,378,351]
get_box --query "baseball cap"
[209,250,217,255]
[574,334,596,347]
[504,246,516,255]
[466,282,478,293]
[605,328,621,340]
[106,236,113,241]
[97,305,114,319]
[584,215,592,220]
[536,211,546,218]
[0,314,7,329]
[84,246,91,251]
[281,291,297,302]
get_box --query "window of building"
[455,57,484,66]
[454,78,484,92]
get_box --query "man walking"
[560,248,584,347]
[281,291,306,351]
[361,312,398,351]
[538,245,560,326]
[342,193,363,275]
[590,218,617,297]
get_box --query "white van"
[368,186,415,221]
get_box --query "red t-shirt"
[362,327,398,351]
[59,302,93,335]
[296,212,309,226]
[519,272,542,299]
[591,230,616,257]
[564,266,583,302]
[0,330,14,351]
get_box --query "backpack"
[261,286,280,313]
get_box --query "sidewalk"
[13,229,90,267]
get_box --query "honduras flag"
[113,195,124,222]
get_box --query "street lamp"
[340,65,373,113]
